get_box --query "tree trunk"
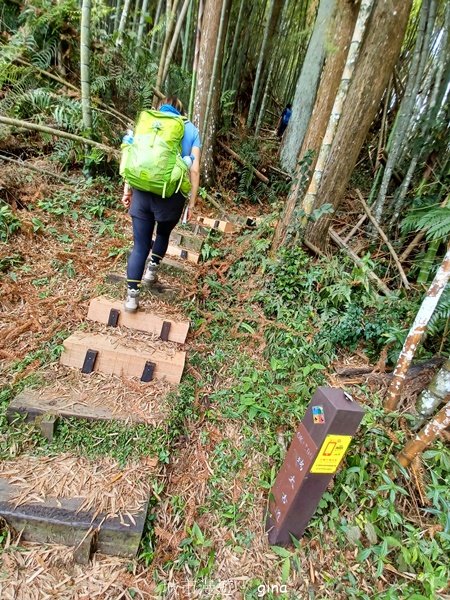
[181,0,195,71]
[389,6,450,229]
[161,0,192,85]
[414,359,450,429]
[188,0,203,118]
[155,0,182,97]
[397,397,450,468]
[116,0,132,46]
[80,0,92,135]
[301,0,374,219]
[304,0,413,250]
[279,0,337,174]
[223,0,245,91]
[113,0,122,33]
[136,0,150,53]
[272,1,359,250]
[150,0,164,54]
[385,246,450,411]
[300,0,366,164]
[371,0,435,224]
[192,0,231,185]
[246,0,284,128]
[255,57,275,137]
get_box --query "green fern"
[402,204,450,241]
[428,284,450,341]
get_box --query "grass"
[0,179,449,599]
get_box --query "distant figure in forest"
[276,103,292,139]
[121,96,201,312]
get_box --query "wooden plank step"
[164,244,200,264]
[87,296,190,343]
[7,388,148,427]
[171,228,206,252]
[177,222,211,237]
[60,332,186,384]
[197,215,238,233]
[0,478,147,560]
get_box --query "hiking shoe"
[143,262,159,284]
[124,288,140,312]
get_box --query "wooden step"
[164,243,200,264]
[0,478,148,561]
[87,296,190,343]
[197,215,238,233]
[177,222,211,237]
[7,387,149,431]
[171,228,206,252]
[60,332,186,384]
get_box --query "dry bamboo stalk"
[398,397,450,467]
[328,227,393,296]
[400,230,426,262]
[0,116,118,156]
[385,246,450,411]
[355,188,410,289]
[218,141,269,184]
[342,213,367,243]
[0,154,76,184]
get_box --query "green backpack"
[119,110,191,198]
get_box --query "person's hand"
[121,192,132,209]
[186,203,195,222]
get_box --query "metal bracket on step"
[141,361,156,382]
[38,414,59,442]
[107,308,120,327]
[180,249,188,260]
[160,321,171,342]
[81,349,98,374]
[73,530,98,565]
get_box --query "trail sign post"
[266,387,364,545]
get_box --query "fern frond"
[402,205,450,241]
[428,284,450,337]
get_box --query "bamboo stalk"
[116,0,132,46]
[13,57,129,123]
[0,116,118,157]
[136,0,150,52]
[355,189,410,290]
[217,141,269,184]
[161,0,192,85]
[0,154,78,184]
[301,0,375,218]
[342,214,367,244]
[80,0,93,134]
[397,397,450,468]
[328,228,393,296]
[399,230,426,262]
[385,246,450,411]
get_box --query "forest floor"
[0,152,449,600]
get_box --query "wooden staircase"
[1,213,245,562]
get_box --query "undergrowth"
[166,222,450,598]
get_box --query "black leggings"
[127,215,178,289]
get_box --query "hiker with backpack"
[120,96,201,312]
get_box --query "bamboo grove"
[0,0,449,348]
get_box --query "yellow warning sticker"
[310,435,353,474]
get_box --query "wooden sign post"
[266,387,364,545]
